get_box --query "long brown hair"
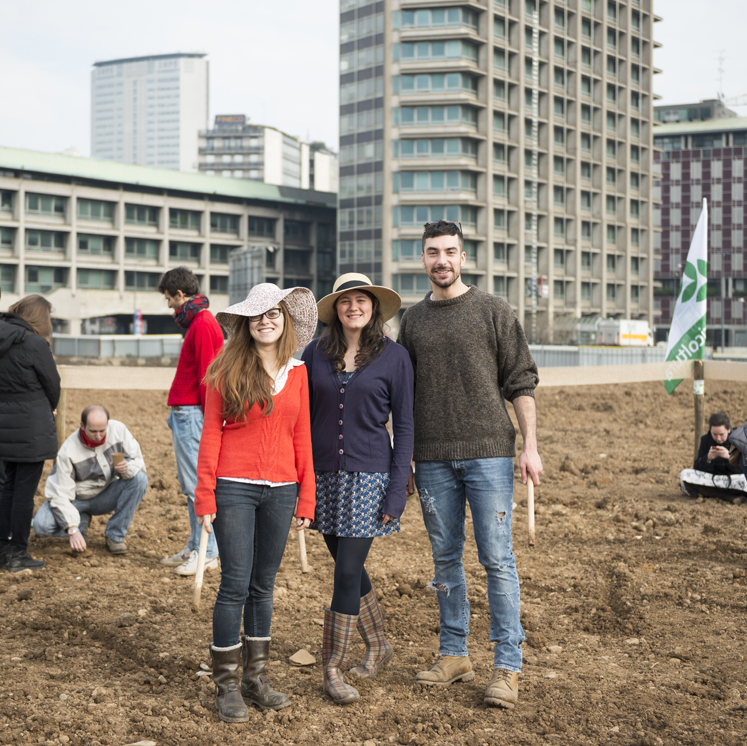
[9,295,53,345]
[318,290,385,372]
[205,301,297,420]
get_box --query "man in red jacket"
[158,267,224,575]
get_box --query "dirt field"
[1,381,746,746]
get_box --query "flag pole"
[693,359,705,462]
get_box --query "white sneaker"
[173,550,220,576]
[160,546,191,566]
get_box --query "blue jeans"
[167,406,218,559]
[415,458,524,672]
[33,471,148,543]
[212,480,298,647]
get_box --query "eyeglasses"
[248,307,282,322]
[424,220,463,235]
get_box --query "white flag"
[664,199,708,394]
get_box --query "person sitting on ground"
[33,405,148,554]
[693,413,741,475]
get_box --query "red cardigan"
[167,310,224,412]
[194,364,316,520]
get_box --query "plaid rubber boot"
[322,608,360,704]
[349,589,394,678]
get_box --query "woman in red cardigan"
[194,283,317,723]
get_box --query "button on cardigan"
[301,337,415,518]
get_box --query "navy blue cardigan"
[301,336,415,518]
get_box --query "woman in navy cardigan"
[302,273,414,705]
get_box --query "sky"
[0,0,746,158]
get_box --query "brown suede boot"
[415,655,475,686]
[349,589,393,678]
[484,668,519,708]
[241,636,290,711]
[210,643,250,723]
[322,608,359,704]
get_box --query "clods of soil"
[1,383,746,746]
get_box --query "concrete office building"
[0,147,336,334]
[197,115,339,193]
[339,0,659,341]
[91,53,209,172]
[653,114,747,346]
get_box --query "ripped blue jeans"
[415,458,524,672]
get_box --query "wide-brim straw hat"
[317,273,402,325]
[216,283,318,351]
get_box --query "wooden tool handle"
[297,528,310,573]
[527,480,536,548]
[191,522,210,613]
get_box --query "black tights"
[323,534,374,616]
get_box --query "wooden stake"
[56,388,67,448]
[191,523,210,614]
[693,359,705,462]
[297,528,309,573]
[527,480,536,547]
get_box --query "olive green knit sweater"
[398,286,538,462]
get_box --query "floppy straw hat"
[317,273,402,325]
[216,283,318,351]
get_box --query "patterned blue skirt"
[312,471,400,538]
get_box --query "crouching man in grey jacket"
[33,405,148,554]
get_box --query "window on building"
[25,266,66,293]
[581,162,592,180]
[606,283,616,301]
[169,242,201,261]
[554,280,565,298]
[606,195,617,214]
[554,248,565,268]
[0,191,13,212]
[581,251,592,270]
[581,105,591,124]
[607,225,617,244]
[554,156,565,175]
[78,199,115,221]
[284,220,311,243]
[493,275,506,296]
[582,221,592,240]
[494,243,507,263]
[553,186,565,205]
[1,227,14,247]
[210,213,239,234]
[554,218,565,238]
[581,132,591,152]
[210,244,235,264]
[581,191,592,210]
[170,209,201,231]
[248,216,276,238]
[210,276,229,294]
[125,271,161,291]
[125,238,159,259]
[125,205,159,226]
[581,20,591,40]
[392,273,432,295]
[606,167,617,185]
[284,249,311,274]
[26,230,65,251]
[0,264,14,292]
[78,234,113,255]
[25,193,66,217]
[581,282,591,301]
[77,268,116,289]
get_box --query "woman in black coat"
[0,295,60,572]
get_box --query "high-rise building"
[653,113,747,346]
[339,0,659,341]
[196,116,339,193]
[91,53,209,172]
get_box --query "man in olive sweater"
[399,220,542,709]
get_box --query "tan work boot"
[416,656,475,687]
[484,668,519,708]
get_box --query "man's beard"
[428,265,460,288]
